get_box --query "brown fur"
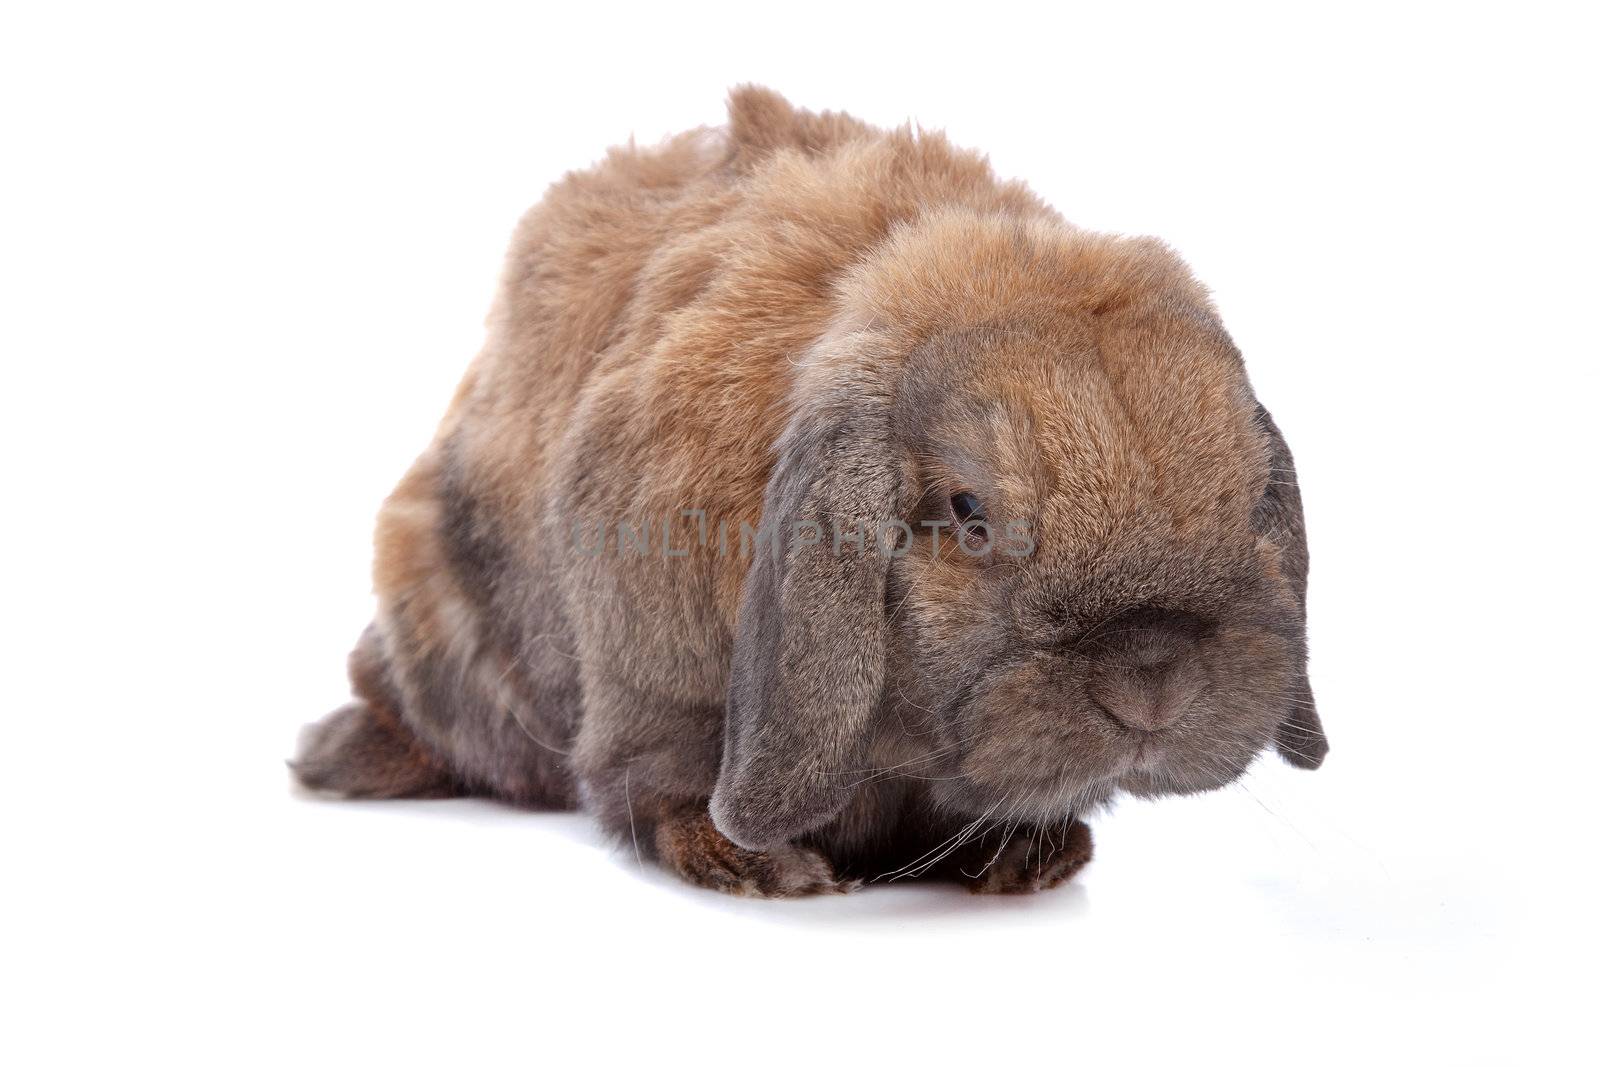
[293,626,460,800]
[293,87,1325,897]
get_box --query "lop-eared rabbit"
[294,88,1327,897]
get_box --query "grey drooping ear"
[1253,403,1329,769]
[708,378,902,851]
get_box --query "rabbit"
[292,86,1327,897]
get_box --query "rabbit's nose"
[1087,661,1205,733]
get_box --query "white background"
[4,2,1594,1063]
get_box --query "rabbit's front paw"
[959,819,1093,895]
[655,809,857,898]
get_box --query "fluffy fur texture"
[293,87,1326,897]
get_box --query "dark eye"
[951,491,985,525]
[950,491,989,547]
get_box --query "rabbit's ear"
[1253,404,1329,769]
[709,361,902,851]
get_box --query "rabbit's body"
[295,88,1324,896]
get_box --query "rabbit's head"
[710,213,1325,850]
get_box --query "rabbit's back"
[452,89,1050,559]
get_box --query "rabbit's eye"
[950,491,989,546]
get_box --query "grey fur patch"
[710,387,902,850]
[1253,404,1328,768]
